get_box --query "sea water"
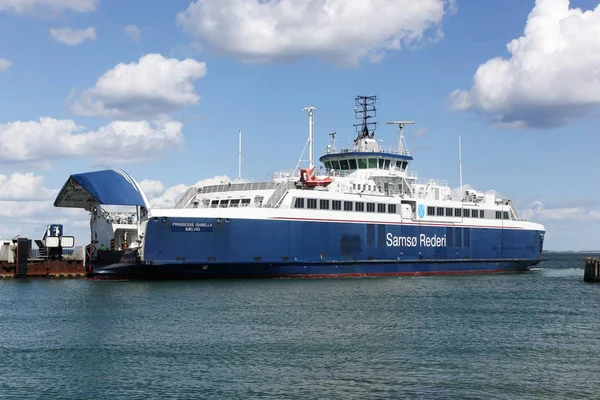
[1,253,599,399]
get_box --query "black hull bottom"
[87,258,542,280]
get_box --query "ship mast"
[353,95,378,143]
[386,120,414,155]
[303,106,316,169]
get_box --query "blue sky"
[1,0,600,250]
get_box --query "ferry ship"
[54,95,545,279]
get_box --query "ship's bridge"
[319,137,413,174]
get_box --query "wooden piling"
[584,257,600,282]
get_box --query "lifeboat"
[299,166,334,187]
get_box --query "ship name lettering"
[386,233,447,247]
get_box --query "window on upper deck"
[378,159,384,169]
[464,209,470,218]
[445,207,453,216]
[427,206,435,216]
[332,200,341,210]
[503,211,509,220]
[348,159,357,169]
[388,204,397,214]
[495,211,502,219]
[355,202,364,212]
[340,159,349,170]
[358,159,367,169]
[454,208,462,217]
[307,198,317,209]
[368,158,377,168]
[344,201,353,211]
[220,200,230,208]
[384,159,391,169]
[436,207,444,216]
[367,203,375,212]
[320,199,329,210]
[230,199,240,208]
[211,200,219,208]
[377,204,386,213]
[294,198,305,209]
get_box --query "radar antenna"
[353,95,377,142]
[328,132,337,149]
[386,120,415,155]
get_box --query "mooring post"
[584,257,600,283]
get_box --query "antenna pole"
[459,134,463,202]
[303,106,316,169]
[238,130,242,180]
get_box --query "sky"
[1,0,600,251]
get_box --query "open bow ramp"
[54,169,149,210]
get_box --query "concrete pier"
[584,257,600,282]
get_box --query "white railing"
[175,187,197,209]
[322,146,410,156]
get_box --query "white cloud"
[0,172,89,245]
[448,0,600,128]
[0,58,11,72]
[177,0,455,66]
[124,24,141,43]
[0,172,57,201]
[0,117,184,166]
[0,0,98,16]
[50,27,96,46]
[521,200,600,221]
[69,53,207,119]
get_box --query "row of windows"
[323,159,409,171]
[210,199,251,208]
[427,206,510,220]
[294,197,397,214]
[295,197,511,220]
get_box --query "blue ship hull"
[89,216,545,279]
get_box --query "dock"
[1,225,88,279]
[584,257,600,282]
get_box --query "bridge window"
[367,203,375,212]
[294,198,305,208]
[388,204,397,213]
[348,159,357,169]
[384,159,391,169]
[377,204,386,213]
[454,208,462,217]
[358,159,367,169]
[331,160,340,170]
[344,201,353,211]
[378,159,384,169]
[307,198,317,209]
[324,161,331,169]
[368,158,377,168]
[332,200,341,210]
[320,199,329,210]
[427,206,435,216]
[355,202,364,212]
[340,159,349,170]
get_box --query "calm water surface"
[1,253,600,399]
